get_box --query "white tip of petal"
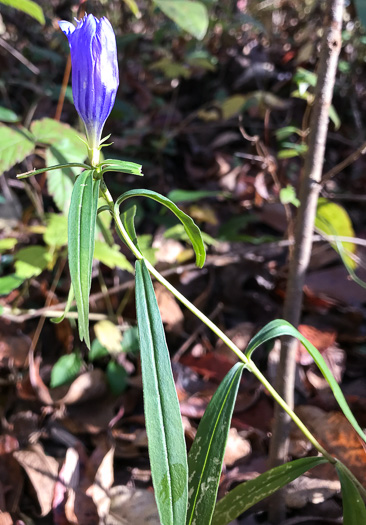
[59,20,76,37]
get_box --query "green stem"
[99,181,335,465]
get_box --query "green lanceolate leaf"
[153,0,209,40]
[17,162,90,179]
[115,189,206,267]
[246,320,366,444]
[98,158,143,176]
[68,170,100,348]
[212,457,328,525]
[187,363,245,525]
[0,124,34,175]
[135,259,188,525]
[336,462,366,524]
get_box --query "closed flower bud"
[59,14,119,164]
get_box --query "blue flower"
[59,14,119,162]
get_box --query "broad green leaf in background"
[135,259,188,525]
[121,326,140,354]
[355,0,366,28]
[246,319,366,444]
[153,0,209,40]
[0,107,19,123]
[15,245,51,278]
[0,0,45,24]
[336,461,366,524]
[115,189,206,267]
[279,185,300,207]
[43,213,68,248]
[0,275,25,295]
[106,361,128,395]
[187,363,244,525]
[94,240,134,273]
[88,339,109,361]
[315,197,356,269]
[50,353,83,388]
[68,171,100,348]
[212,457,328,525]
[31,119,87,211]
[0,124,34,175]
[0,238,17,252]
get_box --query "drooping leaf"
[0,274,25,295]
[135,259,188,525]
[187,363,244,525]
[246,320,366,444]
[153,0,209,40]
[115,189,206,267]
[212,457,328,525]
[50,353,83,388]
[336,461,366,524]
[0,0,45,24]
[0,124,34,175]
[315,197,356,269]
[68,170,100,348]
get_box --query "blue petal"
[58,20,76,37]
[59,14,119,149]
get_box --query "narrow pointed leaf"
[51,285,74,323]
[99,159,143,176]
[336,462,366,524]
[135,259,188,525]
[68,170,100,348]
[212,457,328,525]
[115,189,206,267]
[246,319,366,444]
[187,363,244,525]
[17,163,90,179]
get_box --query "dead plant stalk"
[268,0,345,521]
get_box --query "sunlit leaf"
[246,320,366,444]
[212,457,328,525]
[153,0,209,40]
[187,363,244,525]
[135,259,188,525]
[0,124,34,175]
[0,0,45,24]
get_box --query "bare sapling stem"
[268,0,345,522]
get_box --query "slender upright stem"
[98,181,335,465]
[269,1,344,521]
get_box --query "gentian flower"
[59,14,119,165]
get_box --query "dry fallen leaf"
[14,443,59,517]
[154,283,184,334]
[223,428,252,467]
[88,447,115,521]
[106,486,160,525]
[296,405,366,487]
[285,475,340,509]
[59,369,107,405]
